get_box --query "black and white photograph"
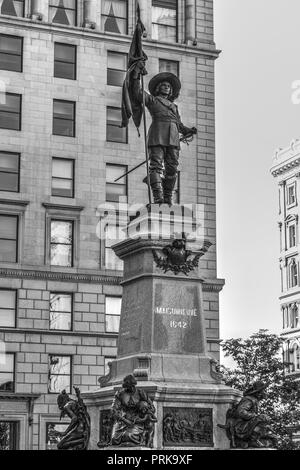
[0,0,299,457]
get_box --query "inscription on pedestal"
[163,408,213,448]
[154,283,205,354]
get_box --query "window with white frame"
[49,0,77,26]
[48,355,71,393]
[101,0,128,35]
[152,0,178,43]
[287,182,297,207]
[50,220,73,267]
[289,258,298,288]
[0,214,18,263]
[105,296,121,333]
[1,0,24,17]
[50,293,72,331]
[104,223,124,271]
[107,51,127,87]
[288,223,296,248]
[0,352,14,392]
[0,289,16,327]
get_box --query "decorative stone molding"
[0,267,122,284]
[0,199,29,206]
[42,202,84,212]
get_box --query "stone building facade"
[0,0,223,449]
[271,140,300,379]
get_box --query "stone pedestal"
[83,206,239,450]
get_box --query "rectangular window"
[50,293,72,331]
[0,93,21,131]
[48,355,71,393]
[0,35,22,72]
[289,224,296,248]
[106,164,127,202]
[107,51,127,87]
[104,224,124,271]
[0,353,14,392]
[54,43,76,80]
[0,421,18,450]
[105,296,121,333]
[0,289,16,328]
[287,183,296,206]
[152,0,178,43]
[159,58,179,76]
[0,152,20,192]
[1,0,24,17]
[106,107,127,143]
[52,158,74,198]
[53,100,75,137]
[49,0,77,26]
[101,0,128,35]
[289,259,298,288]
[50,220,73,267]
[46,422,68,450]
[0,214,18,263]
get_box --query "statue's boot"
[150,172,164,204]
[163,175,177,206]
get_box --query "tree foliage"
[221,330,300,450]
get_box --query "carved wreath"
[152,238,212,276]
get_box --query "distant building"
[271,139,300,378]
[0,0,223,449]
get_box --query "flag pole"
[141,73,152,206]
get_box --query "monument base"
[83,380,240,450]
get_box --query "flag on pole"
[120,4,148,133]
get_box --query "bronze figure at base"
[50,387,90,450]
[219,381,277,449]
[98,375,157,448]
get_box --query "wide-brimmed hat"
[148,72,181,101]
[244,381,267,396]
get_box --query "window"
[54,43,76,80]
[152,0,178,43]
[50,293,72,331]
[106,107,127,143]
[46,423,68,450]
[0,152,20,192]
[0,422,18,450]
[105,296,121,333]
[102,0,128,35]
[159,58,179,76]
[50,0,77,26]
[289,259,298,288]
[107,51,127,87]
[48,355,71,393]
[53,100,75,137]
[52,158,74,198]
[0,214,18,263]
[1,0,24,17]
[0,93,21,131]
[0,35,22,72]
[0,290,16,327]
[290,304,299,329]
[288,224,296,248]
[0,353,14,392]
[106,164,127,202]
[104,224,124,271]
[287,183,296,206]
[50,220,73,267]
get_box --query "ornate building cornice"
[0,267,122,284]
[271,139,300,176]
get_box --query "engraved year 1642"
[170,320,187,329]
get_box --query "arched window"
[289,259,298,288]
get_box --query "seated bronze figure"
[219,381,277,449]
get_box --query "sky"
[214,0,300,340]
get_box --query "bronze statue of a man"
[133,71,197,205]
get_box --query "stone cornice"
[271,139,300,176]
[0,393,40,401]
[0,266,122,284]
[0,199,30,206]
[42,202,84,212]
[0,327,118,339]
[0,17,221,59]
